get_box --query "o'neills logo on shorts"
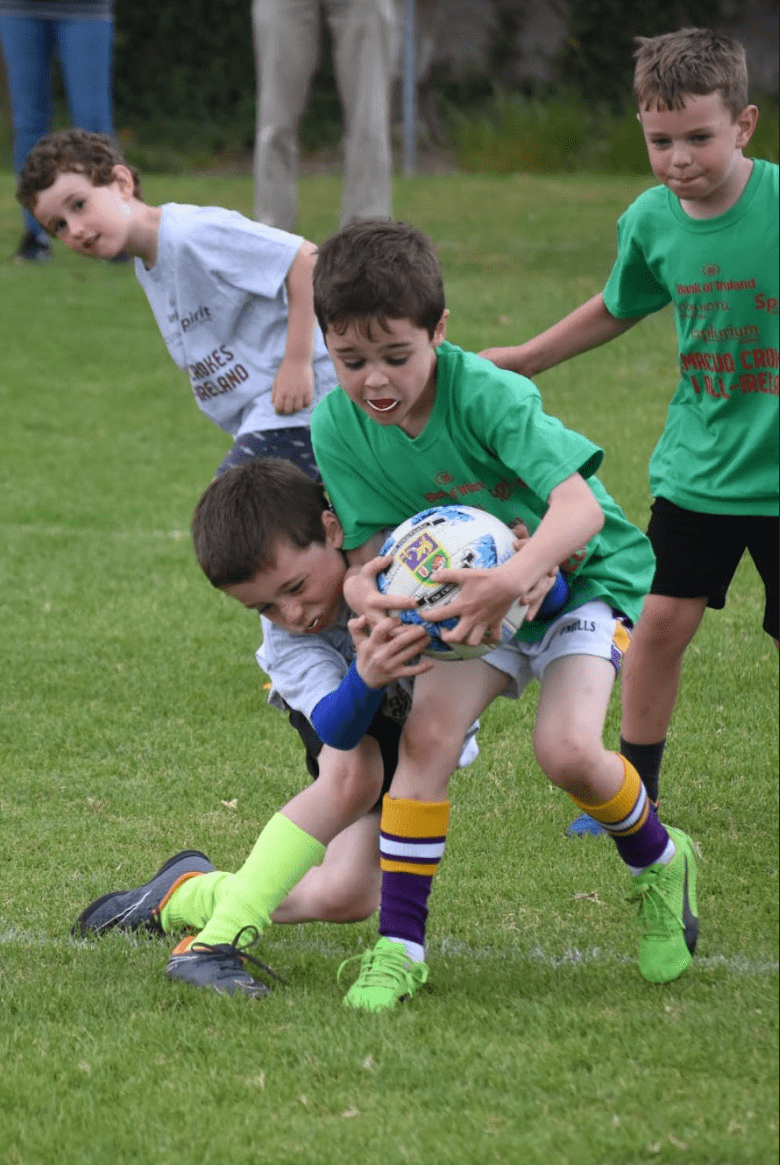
[559,617,596,635]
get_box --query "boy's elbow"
[583,483,605,530]
[589,494,606,538]
[563,476,605,540]
[297,239,318,266]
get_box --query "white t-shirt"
[135,204,337,437]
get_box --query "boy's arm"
[310,615,431,749]
[428,473,604,648]
[480,292,641,378]
[499,473,603,600]
[272,240,318,415]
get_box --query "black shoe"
[72,850,215,936]
[13,231,52,265]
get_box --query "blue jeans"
[0,13,114,237]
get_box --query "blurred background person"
[0,0,115,264]
[251,0,397,231]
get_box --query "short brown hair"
[16,129,142,213]
[633,28,749,118]
[313,218,446,340]
[191,458,331,588]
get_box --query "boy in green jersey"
[310,218,699,1011]
[482,28,779,835]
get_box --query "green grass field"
[0,168,777,1165]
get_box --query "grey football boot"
[72,850,215,936]
[166,925,285,998]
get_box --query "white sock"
[629,835,676,877]
[384,936,425,963]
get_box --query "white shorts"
[482,600,632,700]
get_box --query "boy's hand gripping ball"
[376,505,529,660]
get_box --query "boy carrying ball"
[309,217,699,1011]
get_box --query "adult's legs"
[251,0,320,229]
[55,16,114,136]
[328,0,396,224]
[0,14,52,239]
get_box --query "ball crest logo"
[377,504,529,660]
[398,532,451,585]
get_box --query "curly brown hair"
[633,28,750,118]
[16,129,142,213]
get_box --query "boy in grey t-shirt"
[71,458,478,996]
[17,129,336,478]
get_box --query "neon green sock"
[171,813,325,948]
[158,871,231,933]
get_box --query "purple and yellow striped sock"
[570,756,672,870]
[378,795,450,961]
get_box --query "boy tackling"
[73,458,478,995]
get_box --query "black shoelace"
[196,924,287,987]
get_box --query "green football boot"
[338,936,428,1012]
[631,825,699,983]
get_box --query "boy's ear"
[111,164,137,197]
[432,309,449,346]
[322,508,344,548]
[735,104,759,148]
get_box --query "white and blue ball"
[377,505,528,660]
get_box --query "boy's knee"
[318,745,383,816]
[402,709,463,771]
[535,730,604,790]
[314,872,380,923]
[338,770,382,818]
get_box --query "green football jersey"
[312,342,655,642]
[603,159,778,516]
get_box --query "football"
[376,505,528,660]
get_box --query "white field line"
[1,927,777,975]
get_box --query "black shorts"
[287,708,400,809]
[647,497,779,638]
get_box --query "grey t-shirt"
[257,602,412,725]
[135,203,337,437]
[256,603,479,766]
